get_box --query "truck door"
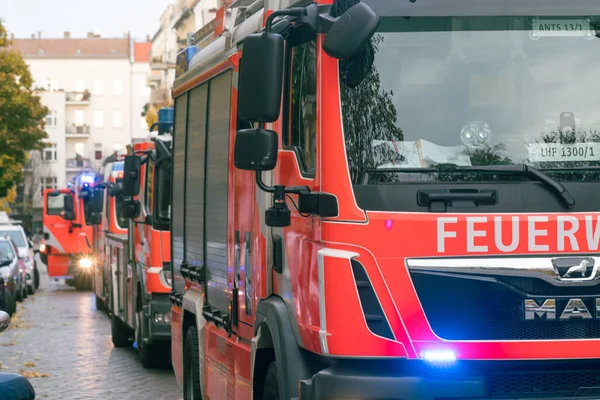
[43,189,79,276]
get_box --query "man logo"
[551,257,599,282]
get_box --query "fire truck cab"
[41,172,100,290]
[109,108,174,368]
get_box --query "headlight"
[153,312,171,324]
[39,243,46,253]
[79,257,93,269]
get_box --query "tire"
[16,284,22,302]
[27,284,34,295]
[136,311,158,368]
[183,327,202,400]
[263,362,280,400]
[111,314,132,348]
[22,283,28,299]
[74,274,92,291]
[95,295,104,311]
[33,265,40,290]
[4,291,16,316]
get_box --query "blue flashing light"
[421,350,457,363]
[80,175,95,185]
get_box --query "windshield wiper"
[367,163,576,209]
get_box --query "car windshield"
[0,241,15,259]
[0,230,25,248]
[341,13,600,183]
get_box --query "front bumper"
[144,294,171,344]
[298,360,600,400]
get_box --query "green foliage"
[0,20,48,198]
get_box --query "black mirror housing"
[63,194,74,215]
[123,155,142,197]
[0,372,36,399]
[238,32,285,123]
[122,200,141,219]
[62,211,76,221]
[91,187,104,213]
[89,212,102,226]
[43,232,49,240]
[323,2,380,60]
[234,128,278,171]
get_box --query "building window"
[40,177,58,190]
[75,110,85,126]
[93,110,103,128]
[45,110,57,127]
[95,143,103,160]
[113,79,123,96]
[42,143,57,161]
[112,111,122,128]
[93,80,103,95]
[75,79,84,92]
[139,116,147,129]
[290,40,318,175]
[74,142,85,157]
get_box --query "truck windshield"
[341,14,600,184]
[46,194,64,215]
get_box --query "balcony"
[150,56,176,71]
[66,157,93,171]
[66,90,91,105]
[66,123,90,137]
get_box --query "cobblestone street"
[0,256,182,400]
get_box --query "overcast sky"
[0,0,173,41]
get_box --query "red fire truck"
[91,159,125,312]
[169,0,600,399]
[110,114,173,368]
[41,172,100,291]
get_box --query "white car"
[0,225,38,294]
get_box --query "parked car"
[0,225,38,294]
[0,238,21,316]
[0,311,36,399]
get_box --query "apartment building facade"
[10,32,151,228]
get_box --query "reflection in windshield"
[341,15,600,183]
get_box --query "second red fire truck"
[106,110,174,368]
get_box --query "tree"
[0,20,48,199]
[11,151,45,231]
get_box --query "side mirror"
[122,200,141,219]
[234,128,278,171]
[145,214,153,225]
[0,372,36,400]
[123,156,142,197]
[0,310,9,333]
[89,212,102,226]
[322,2,380,60]
[238,32,284,123]
[62,195,76,221]
[109,182,123,197]
[43,233,49,240]
[91,187,104,213]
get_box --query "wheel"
[74,274,92,291]
[15,284,22,302]
[111,314,132,348]
[95,295,104,311]
[183,326,202,400]
[22,283,28,299]
[33,264,40,290]
[263,362,280,400]
[3,291,16,316]
[27,284,34,295]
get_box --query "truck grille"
[491,369,600,397]
[410,272,600,341]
